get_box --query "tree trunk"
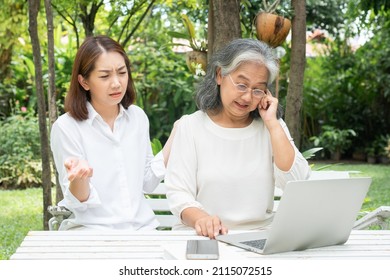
[208,0,241,58]
[28,0,53,230]
[79,0,105,37]
[284,0,306,148]
[44,0,62,203]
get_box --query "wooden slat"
[155,215,178,228]
[21,235,199,241]
[148,183,167,195]
[147,198,170,211]
[26,230,196,236]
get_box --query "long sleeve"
[51,116,101,211]
[273,120,311,190]
[165,115,203,218]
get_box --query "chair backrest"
[144,183,179,230]
[309,170,351,180]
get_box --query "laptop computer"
[216,177,371,255]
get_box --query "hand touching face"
[258,89,279,123]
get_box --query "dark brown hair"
[64,35,136,120]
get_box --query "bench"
[144,183,179,230]
[354,206,390,230]
[48,182,178,230]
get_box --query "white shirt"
[165,111,311,230]
[50,102,165,230]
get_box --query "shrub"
[0,112,42,189]
[310,125,357,160]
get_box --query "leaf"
[151,138,163,155]
[181,14,196,41]
[167,31,190,40]
[302,147,323,159]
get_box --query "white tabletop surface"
[10,230,390,260]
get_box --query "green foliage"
[367,134,390,157]
[359,0,390,14]
[167,14,207,52]
[301,17,390,154]
[310,125,357,159]
[151,138,163,156]
[1,0,389,167]
[306,0,348,36]
[0,113,43,189]
[302,147,323,160]
[130,17,197,143]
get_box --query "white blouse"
[165,111,311,230]
[50,102,165,230]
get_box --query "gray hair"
[195,38,282,119]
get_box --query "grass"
[311,161,390,212]
[0,188,44,260]
[0,162,389,260]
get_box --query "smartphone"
[186,239,219,260]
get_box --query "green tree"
[28,0,53,230]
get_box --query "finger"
[258,98,268,110]
[88,167,93,177]
[212,218,222,237]
[221,225,229,235]
[195,222,208,237]
[205,219,216,239]
[79,167,93,179]
[194,223,203,236]
[68,173,75,182]
[64,159,73,170]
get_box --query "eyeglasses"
[228,74,267,98]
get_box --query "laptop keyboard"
[240,239,267,250]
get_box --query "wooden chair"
[354,206,390,230]
[144,182,179,230]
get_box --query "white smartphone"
[186,239,219,260]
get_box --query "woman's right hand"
[64,157,93,182]
[194,215,228,239]
[64,157,93,202]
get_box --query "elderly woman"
[165,38,311,238]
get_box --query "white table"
[10,230,390,260]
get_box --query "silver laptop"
[216,177,371,254]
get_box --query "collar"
[85,102,128,125]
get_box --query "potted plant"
[310,125,357,161]
[255,0,292,48]
[365,146,377,164]
[168,14,207,75]
[374,135,390,164]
